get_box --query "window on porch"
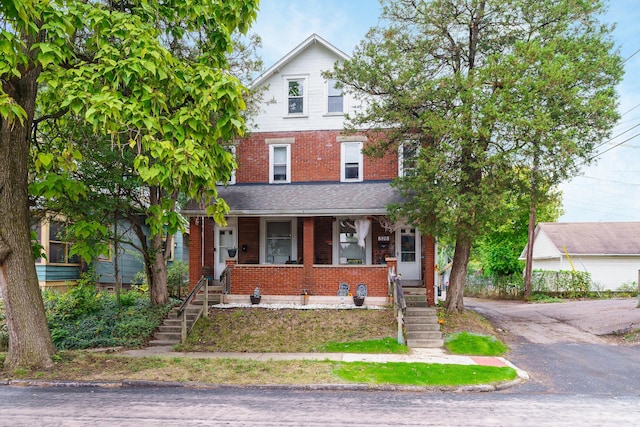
[266,221,292,264]
[338,220,365,265]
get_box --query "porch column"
[303,217,315,290]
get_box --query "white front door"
[215,227,236,278]
[396,227,421,280]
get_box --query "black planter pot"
[250,295,261,305]
[353,296,365,307]
[227,248,237,257]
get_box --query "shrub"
[44,285,172,350]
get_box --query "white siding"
[251,43,361,133]
[532,230,562,259]
[533,256,640,291]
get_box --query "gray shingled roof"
[539,222,640,255]
[183,181,405,216]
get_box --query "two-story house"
[184,34,437,305]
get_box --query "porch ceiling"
[183,181,405,217]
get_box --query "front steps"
[403,288,444,349]
[148,283,222,347]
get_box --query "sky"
[250,0,640,224]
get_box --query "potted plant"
[353,295,365,306]
[250,286,261,304]
[227,247,237,258]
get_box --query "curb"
[0,377,525,393]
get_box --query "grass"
[318,337,409,354]
[334,361,516,386]
[176,308,398,352]
[445,332,508,356]
[0,350,517,387]
[0,304,519,388]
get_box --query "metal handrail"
[177,275,208,343]
[219,265,231,295]
[388,268,406,345]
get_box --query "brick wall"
[226,258,397,297]
[237,130,398,183]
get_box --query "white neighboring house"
[520,222,640,291]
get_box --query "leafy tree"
[0,0,258,369]
[476,185,563,277]
[332,0,622,312]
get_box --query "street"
[0,386,639,426]
[2,298,640,426]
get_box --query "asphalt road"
[2,297,639,425]
[466,297,640,395]
[1,386,639,426]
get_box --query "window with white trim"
[266,220,292,264]
[327,78,343,113]
[287,78,306,115]
[341,142,363,182]
[269,144,291,183]
[399,141,419,177]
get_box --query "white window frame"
[332,217,372,265]
[340,141,363,182]
[260,218,298,264]
[326,78,344,114]
[399,140,419,177]
[269,143,291,184]
[284,76,308,116]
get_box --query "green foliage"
[317,337,408,354]
[332,361,516,386]
[43,283,172,350]
[616,282,639,297]
[531,270,592,298]
[465,274,524,300]
[167,260,190,298]
[530,294,564,303]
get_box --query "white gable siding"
[251,43,359,133]
[531,229,562,259]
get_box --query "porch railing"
[177,275,208,343]
[219,265,231,295]
[389,267,406,345]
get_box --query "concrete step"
[405,323,441,332]
[154,331,182,341]
[148,339,180,346]
[406,331,443,340]
[407,339,445,348]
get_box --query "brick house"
[184,34,436,305]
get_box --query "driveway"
[465,297,640,394]
[466,297,640,344]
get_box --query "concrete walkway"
[122,346,529,381]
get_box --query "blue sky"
[251,0,640,223]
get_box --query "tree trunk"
[524,150,539,300]
[445,234,472,313]
[0,66,56,369]
[150,232,169,305]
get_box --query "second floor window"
[288,79,304,114]
[270,144,291,183]
[327,79,343,113]
[341,142,363,182]
[399,141,419,177]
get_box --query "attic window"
[288,79,304,114]
[327,79,343,113]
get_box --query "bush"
[44,283,172,350]
[531,270,592,298]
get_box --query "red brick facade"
[237,130,398,183]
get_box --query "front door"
[396,227,421,281]
[215,227,236,278]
